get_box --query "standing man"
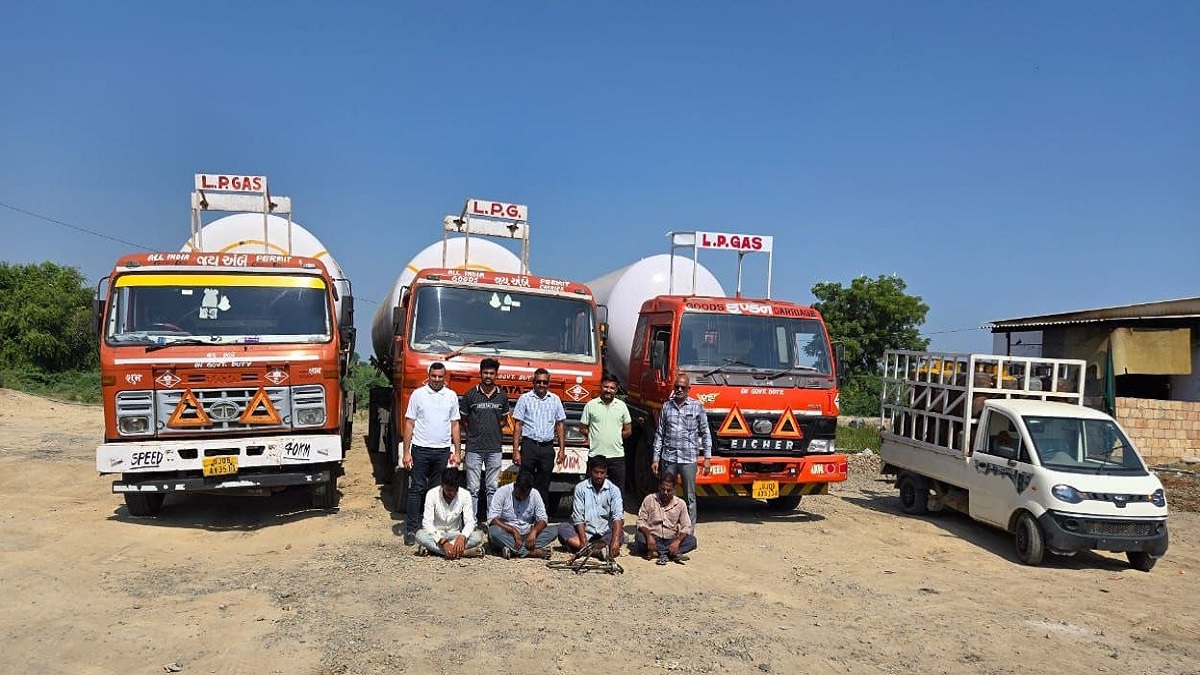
[487,472,556,559]
[414,468,484,558]
[401,362,462,547]
[511,367,566,509]
[651,373,712,531]
[460,358,509,520]
[633,474,697,565]
[557,456,624,560]
[579,373,632,495]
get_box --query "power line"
[0,200,152,251]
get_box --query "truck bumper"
[1039,510,1169,556]
[97,434,343,474]
[113,469,332,494]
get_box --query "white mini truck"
[879,351,1168,570]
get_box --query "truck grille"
[156,387,296,433]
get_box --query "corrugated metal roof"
[987,296,1200,330]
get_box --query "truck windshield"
[678,313,833,376]
[409,285,597,362]
[1023,415,1148,475]
[104,273,331,346]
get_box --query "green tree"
[345,352,387,409]
[812,274,929,416]
[0,262,98,372]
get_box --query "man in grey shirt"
[487,472,555,559]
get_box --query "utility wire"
[0,200,152,251]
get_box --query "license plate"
[202,455,238,477]
[498,470,518,486]
[752,480,779,499]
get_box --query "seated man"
[557,456,624,560]
[415,468,484,559]
[632,475,697,565]
[487,472,556,559]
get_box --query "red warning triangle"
[167,390,211,428]
[718,405,752,437]
[772,408,804,439]
[240,388,282,425]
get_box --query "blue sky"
[2,2,1197,358]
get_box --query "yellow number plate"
[497,471,518,486]
[752,480,779,499]
[202,456,238,477]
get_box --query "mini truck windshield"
[105,272,332,346]
[678,313,833,376]
[409,285,597,361]
[1023,415,1148,475]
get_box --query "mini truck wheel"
[767,495,803,511]
[1126,551,1158,572]
[897,473,929,515]
[311,474,340,509]
[1014,511,1045,565]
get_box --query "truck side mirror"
[834,343,845,383]
[92,297,104,336]
[651,341,665,373]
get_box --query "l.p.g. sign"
[466,198,528,222]
[195,174,267,193]
[696,230,773,253]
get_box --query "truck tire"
[897,474,929,515]
[311,474,340,509]
[392,467,410,513]
[767,495,803,512]
[1015,511,1045,565]
[124,492,165,517]
[1126,551,1157,572]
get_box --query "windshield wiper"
[703,358,757,379]
[445,339,511,360]
[145,337,221,352]
[755,365,822,380]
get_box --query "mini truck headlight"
[295,408,326,427]
[1151,488,1166,508]
[118,415,152,436]
[1052,484,1084,504]
[808,439,835,454]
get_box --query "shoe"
[500,546,512,560]
[403,533,416,546]
[672,554,688,565]
[656,554,668,566]
[595,546,609,561]
[414,547,429,557]
[462,546,484,558]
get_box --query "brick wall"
[1115,397,1200,465]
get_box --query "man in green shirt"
[579,374,632,498]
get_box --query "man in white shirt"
[401,362,462,545]
[415,467,484,558]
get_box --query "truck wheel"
[311,475,340,509]
[1126,552,1157,572]
[1015,512,1045,565]
[124,492,165,517]
[392,467,410,513]
[897,474,929,515]
[767,495,803,512]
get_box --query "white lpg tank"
[587,255,725,384]
[370,237,523,363]
[180,213,351,317]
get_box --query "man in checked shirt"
[650,373,712,532]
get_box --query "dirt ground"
[2,388,1198,675]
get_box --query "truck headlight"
[808,439,835,454]
[1052,484,1083,504]
[118,415,153,436]
[295,408,326,427]
[1150,488,1166,508]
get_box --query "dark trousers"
[631,531,697,557]
[602,456,626,497]
[406,445,450,534]
[520,438,556,509]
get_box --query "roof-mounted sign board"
[195,174,268,193]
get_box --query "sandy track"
[1,388,1196,675]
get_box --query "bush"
[0,367,101,403]
[836,422,881,452]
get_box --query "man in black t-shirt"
[460,358,511,520]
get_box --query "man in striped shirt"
[651,373,711,531]
[511,367,566,509]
